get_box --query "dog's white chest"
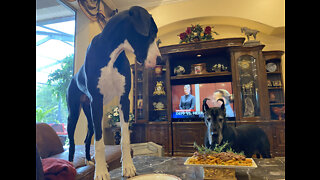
[97,40,132,105]
[97,65,125,105]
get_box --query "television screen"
[171,82,235,120]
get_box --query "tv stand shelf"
[170,71,232,80]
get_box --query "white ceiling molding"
[109,0,191,11]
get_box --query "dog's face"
[126,6,161,68]
[203,98,226,145]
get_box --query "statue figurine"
[241,27,261,46]
[153,81,166,96]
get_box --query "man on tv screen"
[179,84,195,110]
[212,89,235,117]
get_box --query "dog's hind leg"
[260,135,272,158]
[119,95,136,177]
[260,146,272,158]
[81,97,95,165]
[66,79,82,162]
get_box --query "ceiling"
[36,0,190,22]
[108,0,190,11]
[36,0,60,9]
[36,0,74,22]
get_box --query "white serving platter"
[128,173,182,180]
[184,157,258,169]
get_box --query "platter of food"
[184,157,257,169]
[185,142,258,179]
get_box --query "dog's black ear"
[129,6,152,37]
[203,98,210,112]
[217,98,225,111]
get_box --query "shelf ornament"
[153,81,166,96]
[272,106,285,120]
[211,64,228,72]
[153,102,165,111]
[174,65,185,75]
[154,65,165,76]
[178,24,219,44]
[240,27,261,47]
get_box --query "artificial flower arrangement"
[106,106,135,129]
[212,64,228,72]
[173,65,186,75]
[178,24,219,44]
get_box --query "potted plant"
[106,106,135,130]
[178,24,219,44]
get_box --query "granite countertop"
[109,155,285,180]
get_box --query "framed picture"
[195,65,201,74]
[191,63,207,74]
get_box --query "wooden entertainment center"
[130,38,285,157]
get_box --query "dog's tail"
[203,98,210,112]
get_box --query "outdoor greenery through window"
[36,1,75,146]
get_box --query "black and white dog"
[66,6,160,180]
[202,98,271,158]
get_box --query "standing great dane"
[66,6,161,180]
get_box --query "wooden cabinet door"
[146,123,170,155]
[273,123,285,157]
[172,122,206,156]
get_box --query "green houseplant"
[106,106,135,129]
[178,24,219,44]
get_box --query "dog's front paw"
[94,163,110,180]
[122,158,136,177]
